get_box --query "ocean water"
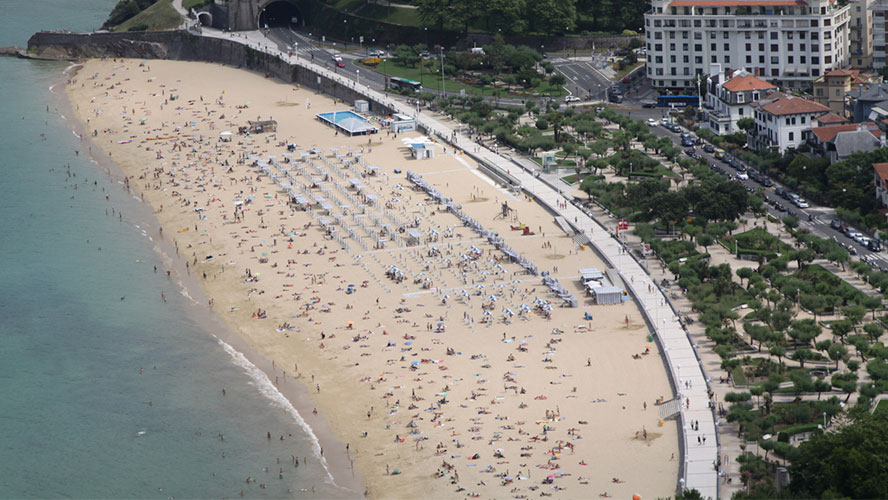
[0,2,348,498]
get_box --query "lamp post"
[440,46,446,96]
[343,19,348,51]
[356,69,360,87]
[424,27,428,49]
[295,42,298,60]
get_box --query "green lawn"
[356,3,422,26]
[359,60,566,97]
[875,399,888,415]
[115,0,181,31]
[614,60,643,80]
[561,174,580,184]
[182,0,211,11]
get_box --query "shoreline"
[55,61,364,497]
[62,57,678,499]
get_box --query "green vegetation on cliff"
[113,0,181,31]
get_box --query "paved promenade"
[196,26,720,498]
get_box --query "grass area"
[731,365,748,386]
[331,0,365,12]
[561,174,580,184]
[875,399,888,415]
[359,60,472,93]
[356,3,422,26]
[182,0,210,10]
[114,0,181,31]
[359,60,566,97]
[614,60,643,80]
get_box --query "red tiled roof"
[757,95,830,116]
[722,75,777,92]
[670,0,807,6]
[824,69,857,77]
[874,163,888,185]
[816,112,850,125]
[811,123,880,143]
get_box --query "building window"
[788,56,794,63]
[724,43,730,51]
[770,32,778,40]
[725,55,730,63]
[695,44,702,51]
[789,132,794,141]
[771,44,778,52]
[746,55,752,63]
[711,43,717,51]
[712,55,717,63]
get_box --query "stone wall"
[27,30,395,116]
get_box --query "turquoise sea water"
[0,2,349,498]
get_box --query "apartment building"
[748,92,831,153]
[644,0,851,90]
[872,0,888,67]
[850,0,874,68]
[812,68,877,115]
[705,67,777,134]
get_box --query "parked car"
[868,239,882,252]
[714,148,726,159]
[681,137,695,147]
[642,101,656,108]
[830,219,843,230]
[565,95,581,103]
[703,144,715,153]
[647,118,657,127]
[795,198,809,208]
[761,178,773,187]
[736,171,749,180]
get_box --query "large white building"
[644,0,852,90]
[748,92,831,152]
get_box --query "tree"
[535,118,549,131]
[697,233,714,253]
[862,295,883,320]
[790,349,814,369]
[548,73,566,89]
[831,319,853,343]
[788,318,821,346]
[484,0,527,35]
[736,117,755,133]
[828,342,849,371]
[528,0,576,36]
[770,345,786,367]
[864,322,884,342]
[842,305,866,331]
[736,267,754,288]
[790,411,888,498]
[414,0,450,31]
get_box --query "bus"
[657,95,700,108]
[389,77,422,94]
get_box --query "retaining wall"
[27,30,395,116]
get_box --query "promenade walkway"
[196,27,721,498]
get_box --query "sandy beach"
[65,58,678,499]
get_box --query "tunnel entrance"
[197,11,212,27]
[258,1,302,30]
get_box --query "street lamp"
[440,46,446,96]
[356,69,360,87]
[424,27,428,49]
[295,42,298,60]
[343,19,348,51]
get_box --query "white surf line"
[215,337,345,489]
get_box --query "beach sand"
[65,58,678,499]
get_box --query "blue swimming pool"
[316,110,378,135]
[316,110,363,124]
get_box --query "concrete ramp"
[555,216,574,236]
[658,398,682,420]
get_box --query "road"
[610,105,888,270]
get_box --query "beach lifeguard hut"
[390,113,416,133]
[405,228,423,246]
[408,141,435,160]
[354,100,370,113]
